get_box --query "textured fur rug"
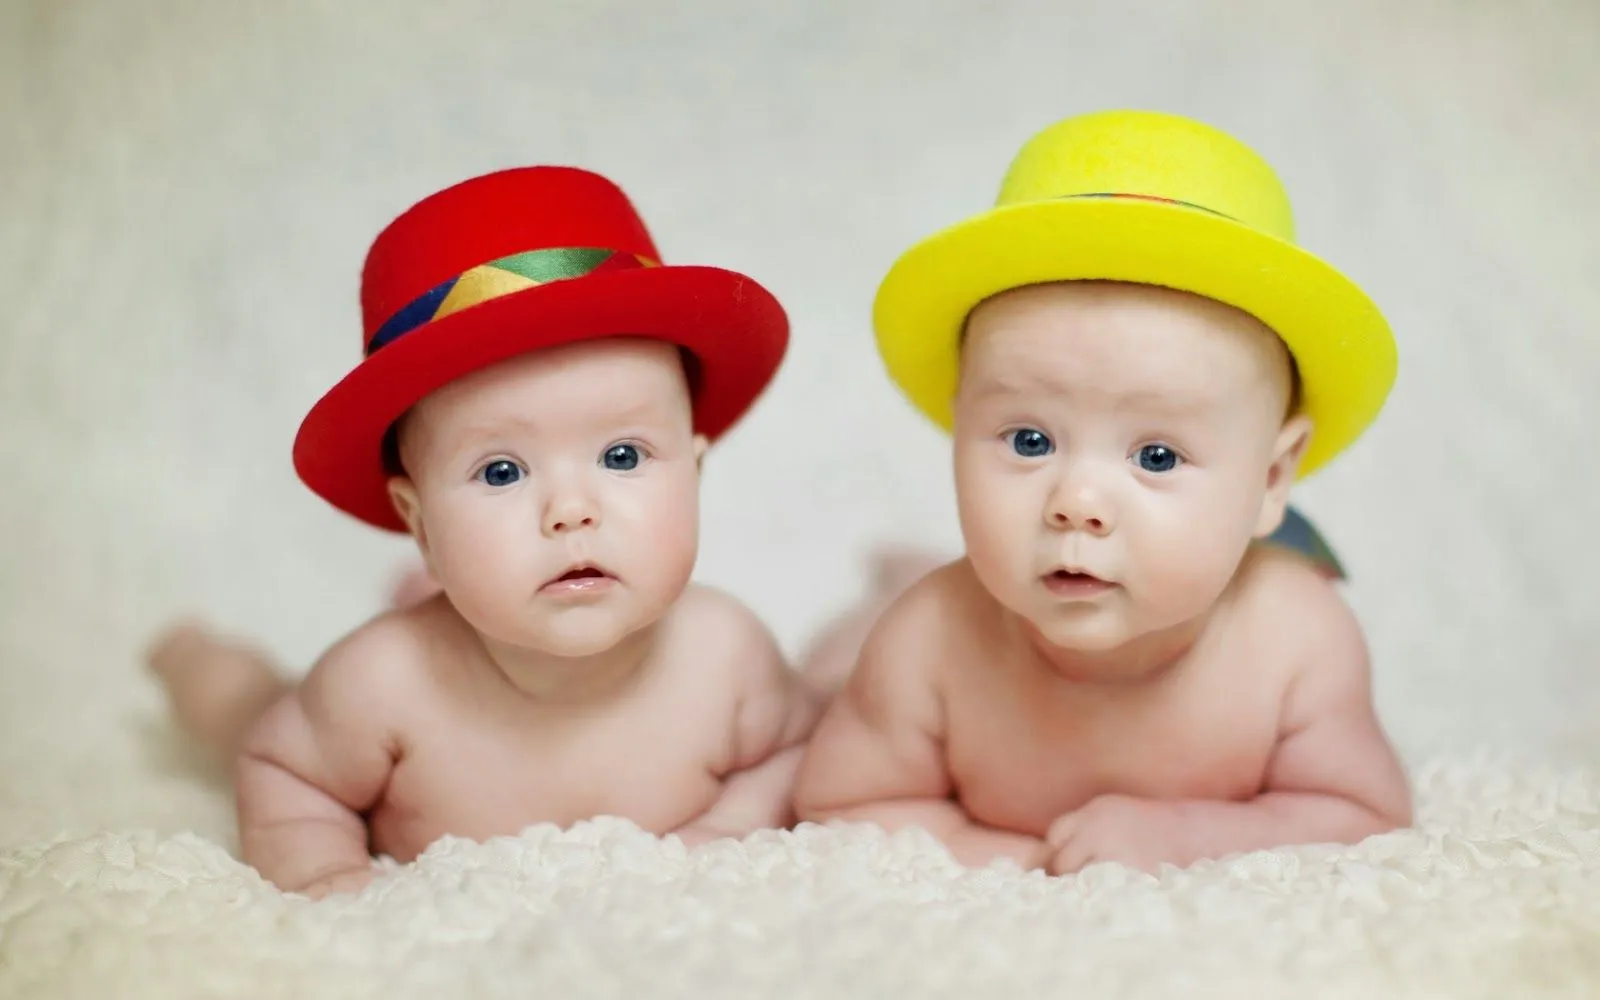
[5,758,1600,998]
[5,0,1598,997]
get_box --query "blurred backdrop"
[2,0,1597,846]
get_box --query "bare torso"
[934,554,1289,836]
[367,615,730,857]
[237,583,815,892]
[792,545,1409,873]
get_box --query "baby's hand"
[1044,794,1180,876]
[296,866,375,900]
[670,821,746,850]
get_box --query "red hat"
[292,166,789,532]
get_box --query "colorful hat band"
[366,246,659,355]
[1058,191,1238,222]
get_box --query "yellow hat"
[871,109,1396,478]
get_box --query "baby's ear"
[693,434,709,473]
[386,476,433,565]
[1255,415,1312,538]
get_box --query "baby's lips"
[1042,566,1109,583]
[539,559,622,589]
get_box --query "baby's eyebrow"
[446,419,540,443]
[603,397,679,425]
[1102,387,1223,414]
[963,369,1060,397]
[966,371,1220,412]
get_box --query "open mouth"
[1043,568,1113,595]
[541,563,615,592]
[556,566,606,582]
[1048,569,1102,583]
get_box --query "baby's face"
[952,282,1307,653]
[389,338,704,657]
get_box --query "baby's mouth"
[540,563,617,593]
[1042,568,1114,596]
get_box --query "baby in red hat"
[146,167,822,898]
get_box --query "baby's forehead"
[959,282,1294,399]
[963,354,1249,423]
[398,374,688,469]
[418,389,678,441]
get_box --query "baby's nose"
[542,492,600,536]
[1046,483,1114,535]
[1051,509,1107,532]
[547,513,595,533]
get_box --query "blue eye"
[479,460,523,487]
[1134,444,1181,473]
[602,443,641,471]
[1008,428,1054,458]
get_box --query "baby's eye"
[478,460,523,487]
[1134,444,1181,473]
[1007,428,1054,458]
[602,443,641,471]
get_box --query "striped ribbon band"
[366,246,659,355]
[1058,192,1238,223]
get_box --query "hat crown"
[358,166,661,345]
[996,110,1296,242]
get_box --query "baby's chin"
[517,613,654,658]
[1024,613,1140,656]
[1006,589,1155,655]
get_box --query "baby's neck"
[1021,613,1211,687]
[473,624,660,705]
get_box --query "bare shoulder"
[1232,545,1374,704]
[866,557,988,661]
[845,557,979,721]
[662,583,785,671]
[294,599,445,730]
[1239,549,1411,826]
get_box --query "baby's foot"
[798,546,946,695]
[146,618,218,680]
[144,619,288,757]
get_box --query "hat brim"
[872,198,1396,478]
[294,264,788,532]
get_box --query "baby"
[147,166,820,897]
[793,111,1413,875]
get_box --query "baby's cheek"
[960,486,1031,562]
[1137,530,1244,615]
[430,517,535,605]
[629,485,699,596]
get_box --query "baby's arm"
[1240,579,1413,837]
[792,588,1048,869]
[1048,569,1412,873]
[234,620,414,897]
[672,602,823,845]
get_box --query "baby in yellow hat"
[792,111,1413,874]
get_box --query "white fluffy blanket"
[5,758,1600,998]
[6,0,1600,997]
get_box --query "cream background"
[1,4,1598,993]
